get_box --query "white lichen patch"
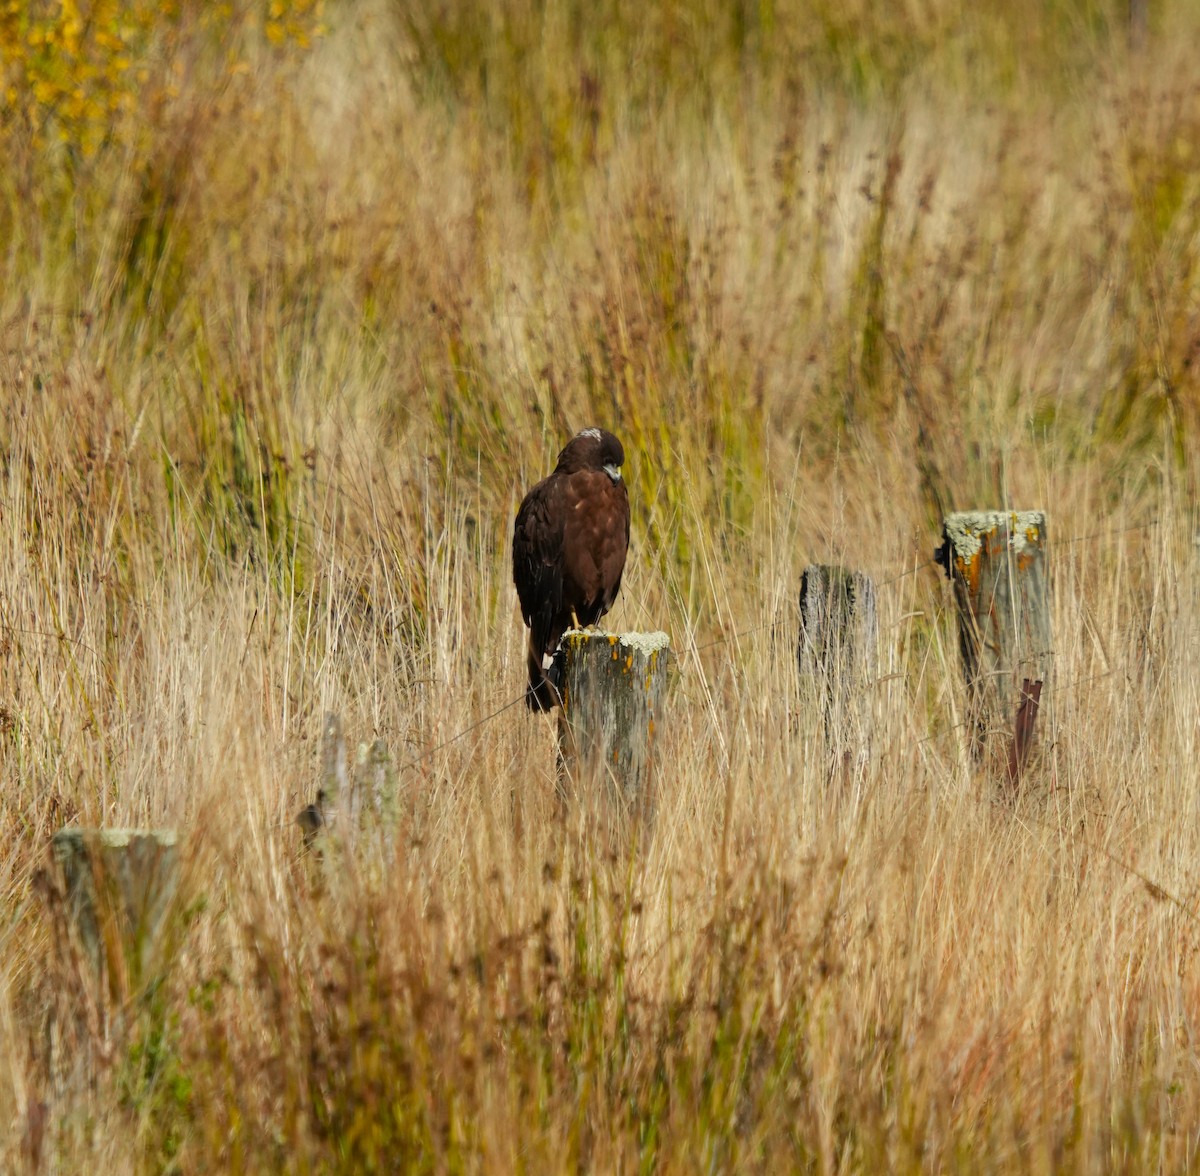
[619,631,671,656]
[54,827,179,849]
[945,511,1046,556]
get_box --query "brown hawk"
[512,428,630,710]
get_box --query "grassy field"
[3,0,1200,1169]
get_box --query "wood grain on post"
[51,828,180,997]
[798,565,878,778]
[556,630,670,825]
[939,511,1052,753]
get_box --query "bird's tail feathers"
[525,640,563,711]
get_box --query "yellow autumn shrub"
[0,0,323,162]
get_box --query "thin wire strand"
[1003,800,1196,922]
[394,693,526,775]
[285,692,528,830]
[680,516,1167,658]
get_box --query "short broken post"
[937,511,1052,775]
[798,565,878,779]
[51,828,180,1000]
[556,630,671,828]
[296,713,398,851]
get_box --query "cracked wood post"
[798,565,878,779]
[556,630,671,827]
[51,828,180,1001]
[938,511,1052,764]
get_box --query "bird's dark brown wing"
[602,480,630,613]
[512,475,564,656]
[590,476,629,616]
[557,471,630,625]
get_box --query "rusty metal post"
[1005,678,1043,790]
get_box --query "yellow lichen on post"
[557,629,671,829]
[954,548,982,595]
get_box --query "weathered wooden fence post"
[296,713,398,850]
[937,511,1052,769]
[1129,0,1148,50]
[51,828,180,999]
[556,630,671,827]
[798,565,878,779]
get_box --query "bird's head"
[556,428,625,483]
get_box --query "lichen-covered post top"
[53,827,179,852]
[562,629,671,655]
[942,510,1046,553]
[940,511,1046,592]
[559,629,670,709]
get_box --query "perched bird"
[295,789,327,848]
[512,428,630,710]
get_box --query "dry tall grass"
[3,0,1200,1170]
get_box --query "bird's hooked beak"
[603,463,622,483]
